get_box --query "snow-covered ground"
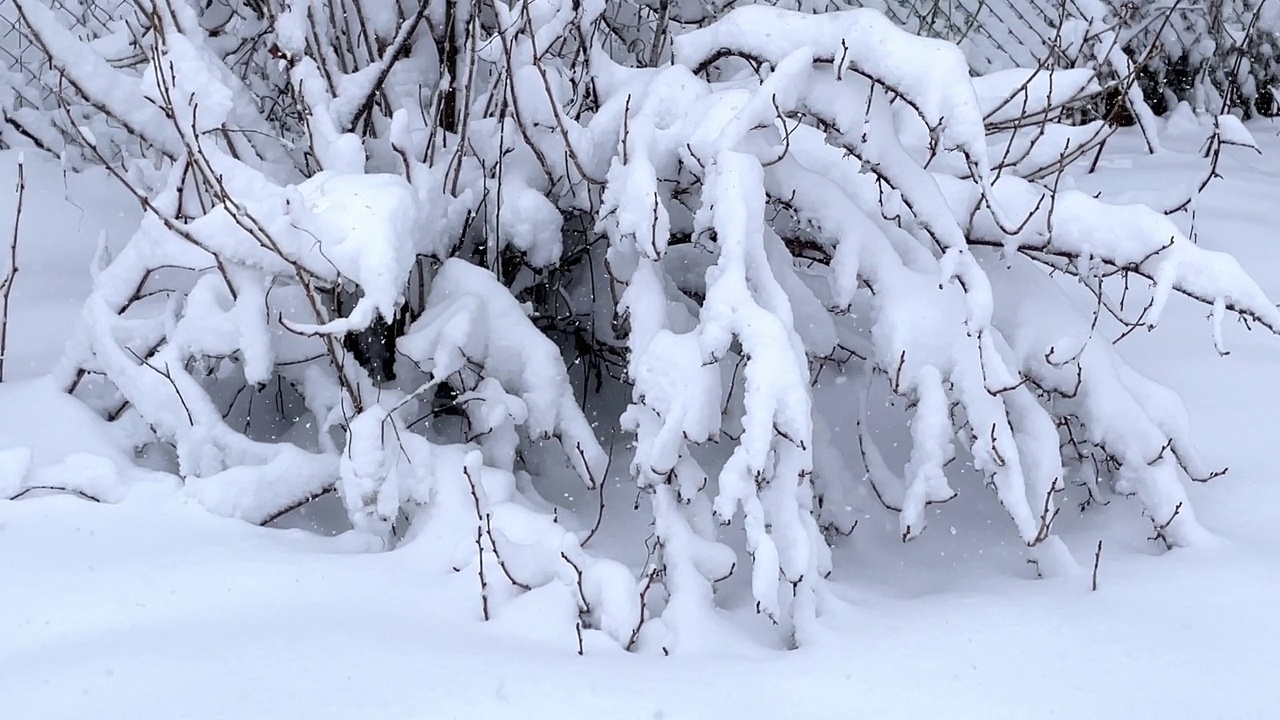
[3,120,1280,719]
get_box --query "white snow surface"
[4,126,1280,717]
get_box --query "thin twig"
[0,158,23,382]
[1091,539,1103,591]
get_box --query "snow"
[3,487,1280,718]
[5,1,1280,714]
[4,123,1280,715]
[399,258,607,482]
[290,171,422,326]
[2,116,1280,707]
[674,6,990,170]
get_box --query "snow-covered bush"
[1108,0,1280,116]
[4,0,1278,651]
[816,0,1280,119]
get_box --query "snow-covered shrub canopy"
[2,0,1277,652]
[1107,0,1280,116]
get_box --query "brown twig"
[463,463,492,620]
[1029,482,1061,546]
[126,348,194,426]
[486,513,532,591]
[626,567,659,651]
[1091,539,1103,591]
[1149,501,1183,550]
[0,158,23,382]
[8,484,103,502]
[256,485,336,526]
[580,440,616,547]
[560,551,591,613]
[345,0,432,132]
